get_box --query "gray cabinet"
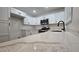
[0,7,10,20]
[0,7,10,42]
[0,7,26,42]
[9,16,23,40]
[0,21,9,42]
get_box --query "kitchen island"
[0,31,79,52]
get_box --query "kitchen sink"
[51,30,62,32]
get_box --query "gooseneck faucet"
[57,21,65,31]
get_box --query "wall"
[34,11,65,25]
[24,10,65,25]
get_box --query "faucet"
[57,21,65,31]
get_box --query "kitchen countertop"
[0,31,79,52]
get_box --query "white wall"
[24,11,65,25]
[24,15,34,24]
[35,11,65,25]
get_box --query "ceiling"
[14,7,64,17]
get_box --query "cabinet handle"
[9,23,10,26]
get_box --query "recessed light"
[33,10,36,13]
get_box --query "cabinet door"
[64,7,72,24]
[0,7,10,20]
[71,7,79,30]
[0,21,9,42]
[9,16,22,40]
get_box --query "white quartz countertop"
[0,32,66,46]
[0,31,79,51]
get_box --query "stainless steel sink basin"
[51,30,62,32]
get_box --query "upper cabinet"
[0,7,26,21]
[71,8,79,31]
[10,8,26,18]
[0,7,10,20]
[64,7,72,24]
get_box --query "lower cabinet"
[0,20,9,42]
